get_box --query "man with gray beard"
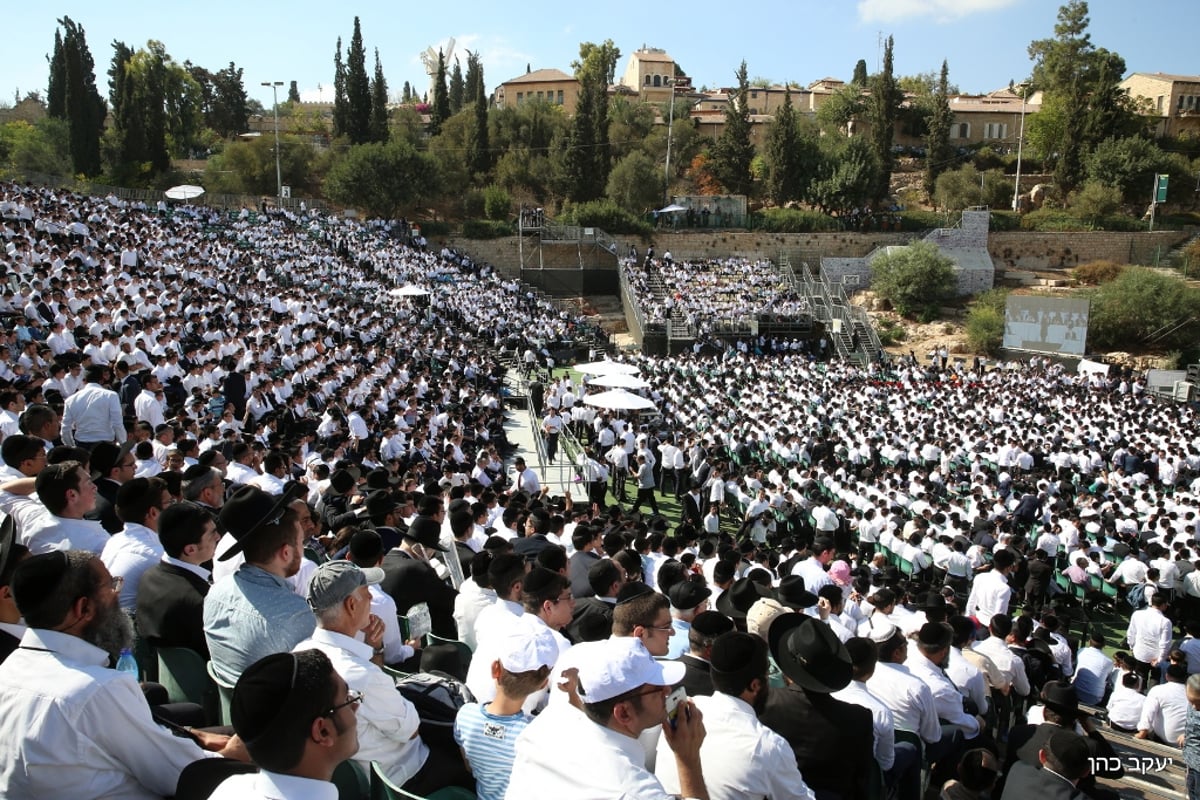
[0,550,248,798]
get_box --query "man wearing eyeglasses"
[293,560,468,795]
[0,550,247,799]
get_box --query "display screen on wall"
[1002,296,1090,355]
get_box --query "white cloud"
[857,0,1022,24]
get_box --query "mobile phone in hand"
[665,686,687,729]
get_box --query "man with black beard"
[0,550,248,797]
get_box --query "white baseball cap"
[497,624,559,673]
[575,638,685,703]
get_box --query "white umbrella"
[576,360,641,376]
[583,389,656,411]
[658,203,687,213]
[588,373,651,389]
[164,184,205,201]
[389,285,430,297]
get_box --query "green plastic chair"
[206,661,235,726]
[425,632,474,669]
[158,647,219,724]
[333,760,370,800]
[370,761,476,800]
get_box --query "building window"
[516,92,523,105]
[751,90,758,99]
[557,90,564,105]
[983,122,1008,139]
[953,122,970,139]
[645,75,651,85]
[1157,95,1164,113]
[653,75,661,87]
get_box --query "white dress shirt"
[1106,684,1146,730]
[832,679,896,770]
[964,569,1012,627]
[134,389,165,428]
[866,661,942,743]
[293,628,428,786]
[655,690,815,800]
[1071,646,1113,706]
[22,513,110,555]
[973,635,1031,697]
[905,652,980,738]
[368,584,413,666]
[1138,681,1189,743]
[1126,607,1172,665]
[60,382,124,445]
[0,628,214,798]
[101,522,165,610]
[453,580,497,652]
[946,646,989,717]
[209,770,338,800]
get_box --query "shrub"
[415,220,451,238]
[965,288,1009,355]
[1068,181,1122,227]
[482,184,511,222]
[460,219,514,239]
[870,241,957,319]
[876,318,907,346]
[461,189,485,219]
[934,164,1011,211]
[558,199,651,235]
[1072,260,1125,286]
[1087,267,1200,351]
[751,208,841,232]
[1020,209,1083,231]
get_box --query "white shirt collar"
[309,626,372,660]
[162,554,212,582]
[19,627,109,667]
[254,770,339,800]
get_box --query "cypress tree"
[332,37,348,138]
[345,17,371,144]
[924,60,954,198]
[467,71,490,176]
[709,61,755,195]
[369,49,389,143]
[449,58,464,114]
[287,80,300,104]
[47,30,66,118]
[430,50,450,135]
[867,36,900,204]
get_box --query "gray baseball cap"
[307,561,385,611]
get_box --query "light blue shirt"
[665,618,691,660]
[203,564,315,685]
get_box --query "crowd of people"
[621,254,811,334]
[0,177,1198,800]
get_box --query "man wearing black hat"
[906,622,984,760]
[1001,681,1124,800]
[379,514,459,639]
[208,650,359,797]
[665,578,711,660]
[60,363,123,451]
[203,484,316,686]
[0,550,246,798]
[657,630,816,799]
[760,613,874,800]
[673,610,735,698]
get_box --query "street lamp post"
[1011,82,1029,212]
[261,81,284,201]
[664,77,676,206]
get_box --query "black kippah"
[12,551,71,618]
[522,566,559,595]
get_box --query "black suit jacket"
[0,628,20,664]
[674,653,714,697]
[380,549,458,638]
[681,492,704,527]
[86,478,123,534]
[760,684,874,800]
[135,562,210,658]
[512,533,552,560]
[1000,721,1122,798]
[1000,762,1085,800]
[568,550,600,598]
[566,596,614,643]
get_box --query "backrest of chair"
[158,647,212,705]
[206,661,235,726]
[332,759,370,800]
[175,758,258,800]
[370,760,420,800]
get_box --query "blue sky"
[3,0,1196,109]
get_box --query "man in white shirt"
[1136,664,1189,744]
[100,477,169,611]
[1071,632,1114,706]
[0,550,244,798]
[866,623,957,766]
[656,630,815,800]
[22,460,110,555]
[964,548,1015,628]
[1126,593,1173,686]
[133,373,166,429]
[790,536,835,595]
[972,614,1031,737]
[60,364,124,448]
[905,622,982,742]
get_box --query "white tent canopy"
[388,285,430,297]
[576,360,640,376]
[582,389,656,411]
[587,373,651,389]
[164,184,205,200]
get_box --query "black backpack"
[1012,644,1062,695]
[394,670,475,750]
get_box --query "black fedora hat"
[777,575,818,610]
[716,577,775,620]
[1041,681,1089,719]
[217,483,306,562]
[768,612,853,694]
[0,515,16,578]
[402,516,447,552]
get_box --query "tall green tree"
[810,135,878,216]
[1027,1,1140,193]
[708,60,755,196]
[466,69,489,177]
[287,80,300,104]
[332,37,348,138]
[764,87,802,205]
[430,50,450,136]
[866,35,900,204]
[449,58,464,114]
[564,40,620,202]
[344,17,371,144]
[369,49,389,143]
[325,139,439,218]
[401,81,412,104]
[463,51,483,107]
[870,241,957,318]
[48,18,105,176]
[851,59,868,87]
[208,62,248,138]
[924,60,954,197]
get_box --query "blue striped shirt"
[453,702,530,800]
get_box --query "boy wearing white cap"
[454,626,557,800]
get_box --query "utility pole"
[261,81,284,200]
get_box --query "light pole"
[1011,81,1030,212]
[663,77,676,206]
[261,81,284,200]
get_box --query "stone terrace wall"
[450,229,1193,281]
